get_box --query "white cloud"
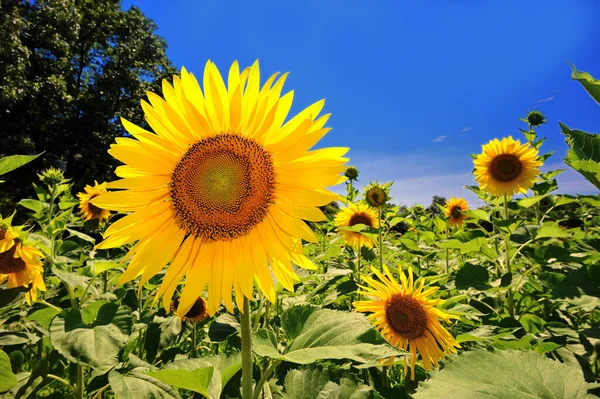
[536,96,556,103]
[432,135,448,143]
[458,126,472,133]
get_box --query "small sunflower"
[0,230,46,305]
[171,296,209,323]
[526,110,546,127]
[363,181,391,208]
[77,181,111,223]
[473,136,542,197]
[334,203,379,249]
[444,197,469,227]
[354,265,460,380]
[344,166,359,181]
[92,60,347,317]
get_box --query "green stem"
[504,194,515,318]
[252,360,281,399]
[47,373,75,392]
[262,301,271,330]
[192,323,197,358]
[103,271,108,293]
[378,206,383,270]
[91,384,110,399]
[76,364,84,399]
[38,298,62,312]
[252,293,264,333]
[445,222,450,273]
[241,297,253,399]
[138,285,144,359]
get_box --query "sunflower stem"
[445,222,450,274]
[378,206,384,270]
[76,364,85,399]
[503,194,515,318]
[241,297,253,399]
[192,323,197,358]
[103,271,108,293]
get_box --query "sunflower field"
[0,60,599,399]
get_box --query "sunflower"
[363,181,392,208]
[0,232,46,305]
[78,181,111,222]
[473,136,542,197]
[354,265,460,380]
[334,203,379,249]
[92,60,347,317]
[344,166,359,181]
[444,197,469,227]
[171,296,209,323]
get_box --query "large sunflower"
[0,228,46,305]
[354,265,460,380]
[334,203,379,249]
[93,60,348,316]
[473,136,542,197]
[78,181,111,222]
[444,197,469,227]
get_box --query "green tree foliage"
[0,0,175,207]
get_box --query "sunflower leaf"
[281,367,381,399]
[108,369,181,399]
[570,63,600,105]
[413,350,588,399]
[0,153,43,177]
[0,349,17,393]
[253,305,401,365]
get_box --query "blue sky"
[123,0,600,205]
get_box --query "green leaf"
[89,259,120,276]
[0,349,17,392]
[27,307,60,329]
[147,367,213,397]
[108,370,181,399]
[461,209,490,223]
[455,263,490,290]
[207,313,240,342]
[0,330,39,346]
[535,226,569,240]
[282,368,378,399]
[0,153,42,177]
[517,195,547,209]
[18,199,48,214]
[519,314,546,334]
[571,63,600,105]
[561,123,600,189]
[51,266,90,289]
[49,306,131,373]
[413,350,588,399]
[253,305,401,365]
[66,228,96,243]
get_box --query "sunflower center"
[349,213,373,228]
[385,293,427,340]
[367,187,386,207]
[88,195,104,216]
[490,155,522,182]
[186,298,207,319]
[451,207,462,219]
[0,246,26,274]
[171,134,275,242]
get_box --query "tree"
[425,195,447,217]
[0,0,175,208]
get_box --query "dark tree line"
[0,0,176,210]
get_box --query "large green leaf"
[148,354,241,399]
[413,350,588,399]
[0,349,17,392]
[49,305,132,373]
[0,153,42,177]
[253,305,400,365]
[108,370,181,399]
[571,63,600,105]
[561,123,600,190]
[282,368,379,399]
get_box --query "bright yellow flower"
[171,296,209,324]
[0,237,46,305]
[354,265,460,380]
[444,197,469,227]
[334,203,379,249]
[473,136,542,197]
[0,225,18,253]
[77,181,111,223]
[92,60,347,316]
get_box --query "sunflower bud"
[37,167,66,186]
[363,181,392,208]
[344,166,359,181]
[526,110,546,127]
